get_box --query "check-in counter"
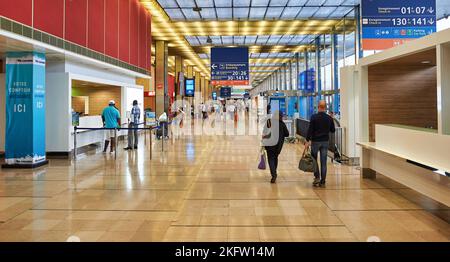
[71,115,105,149]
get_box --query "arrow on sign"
[211,64,218,69]
[427,7,434,14]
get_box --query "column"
[155,41,168,116]
[175,56,184,100]
[315,37,321,104]
[289,61,293,91]
[355,5,363,64]
[195,71,201,104]
[187,65,194,78]
[331,32,340,114]
[3,52,48,168]
[437,44,450,135]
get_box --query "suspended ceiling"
[140,0,450,86]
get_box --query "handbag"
[258,147,267,170]
[298,147,318,173]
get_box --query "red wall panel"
[138,6,147,69]
[65,0,88,46]
[0,0,32,26]
[105,0,119,58]
[130,0,139,66]
[147,13,152,71]
[118,0,130,63]
[33,0,64,38]
[2,0,150,71]
[88,0,105,53]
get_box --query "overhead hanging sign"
[210,47,249,86]
[362,0,436,50]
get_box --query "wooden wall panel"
[72,85,121,116]
[368,65,438,142]
[34,0,64,38]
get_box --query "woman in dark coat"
[262,110,290,183]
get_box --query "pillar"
[155,41,168,116]
[3,52,48,168]
[331,32,340,114]
[437,44,450,135]
[315,37,321,105]
[175,56,184,100]
[195,71,201,104]
[187,65,194,78]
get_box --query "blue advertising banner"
[362,0,436,50]
[185,78,195,97]
[211,47,249,86]
[5,52,46,166]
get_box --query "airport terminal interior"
[0,0,449,242]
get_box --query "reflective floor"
[0,120,449,242]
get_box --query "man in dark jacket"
[263,110,290,184]
[305,100,335,187]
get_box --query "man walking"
[124,100,141,150]
[102,100,121,153]
[305,100,335,187]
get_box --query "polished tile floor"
[0,119,449,242]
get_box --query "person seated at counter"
[102,100,121,153]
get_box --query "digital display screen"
[185,78,195,97]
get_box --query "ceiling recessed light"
[421,60,431,64]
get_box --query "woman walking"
[262,110,290,183]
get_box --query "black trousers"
[266,150,279,178]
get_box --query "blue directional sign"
[211,47,249,86]
[362,0,436,50]
[220,87,232,98]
